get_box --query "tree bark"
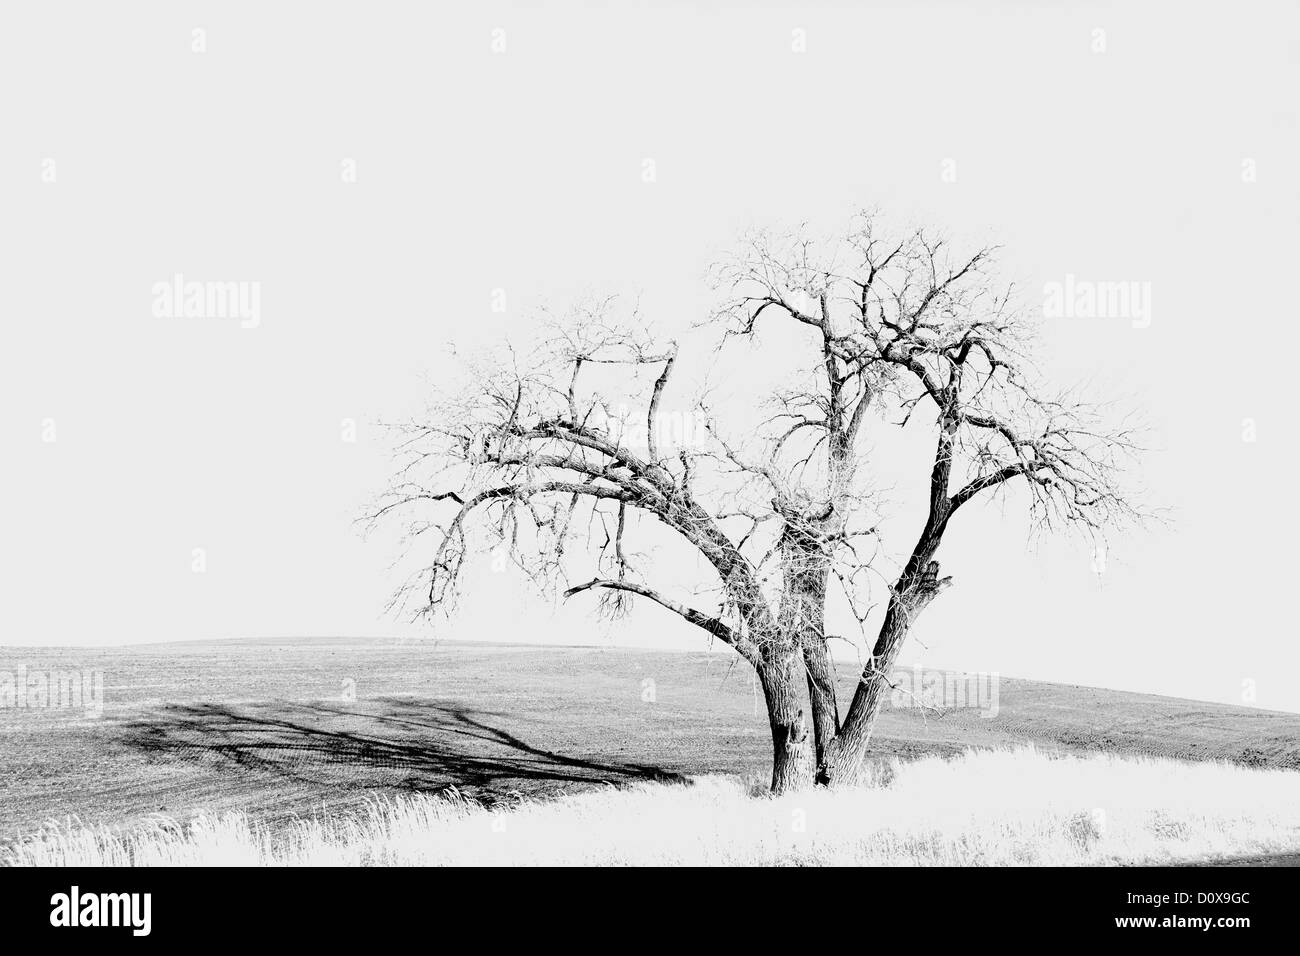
[801,637,840,785]
[758,647,816,794]
[776,523,839,787]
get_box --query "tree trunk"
[824,556,951,786]
[823,593,914,786]
[758,647,816,793]
[775,527,839,787]
[801,638,840,785]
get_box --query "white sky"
[2,2,1297,711]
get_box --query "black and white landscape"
[2,3,1297,871]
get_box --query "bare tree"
[370,211,1143,793]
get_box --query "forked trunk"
[825,555,951,786]
[824,593,916,786]
[758,520,949,792]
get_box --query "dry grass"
[5,746,1298,866]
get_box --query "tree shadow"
[117,697,684,804]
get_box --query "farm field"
[2,637,1298,850]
